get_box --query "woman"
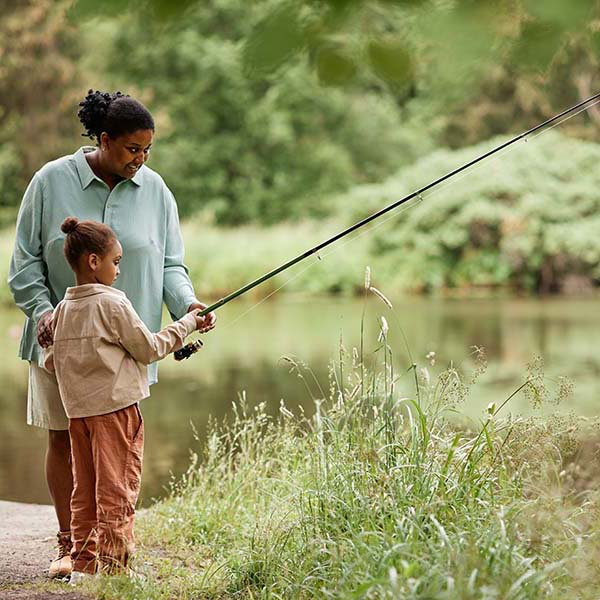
[8,89,216,579]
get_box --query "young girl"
[45,216,204,582]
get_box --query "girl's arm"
[112,298,200,365]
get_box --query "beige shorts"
[27,362,68,431]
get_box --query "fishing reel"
[174,338,203,361]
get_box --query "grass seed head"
[378,316,389,342]
[369,286,393,309]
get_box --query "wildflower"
[364,266,371,289]
[469,346,488,383]
[524,355,548,408]
[556,376,574,404]
[426,350,436,366]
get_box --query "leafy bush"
[91,1,435,224]
[337,131,600,293]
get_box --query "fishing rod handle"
[173,303,219,361]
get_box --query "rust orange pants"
[68,403,144,574]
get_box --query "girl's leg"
[91,404,144,573]
[69,418,98,574]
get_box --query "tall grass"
[91,297,599,600]
[0,217,374,309]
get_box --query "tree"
[86,1,424,223]
[0,0,81,225]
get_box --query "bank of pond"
[0,293,598,508]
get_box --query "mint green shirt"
[8,147,198,384]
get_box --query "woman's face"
[100,129,154,179]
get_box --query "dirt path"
[0,501,89,600]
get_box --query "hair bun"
[61,217,80,234]
[77,89,129,141]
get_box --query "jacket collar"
[64,284,126,300]
[74,147,143,189]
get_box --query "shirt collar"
[64,284,126,301]
[74,147,144,189]
[74,147,99,190]
[130,165,144,186]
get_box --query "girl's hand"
[187,302,216,333]
[189,309,205,331]
[36,311,54,348]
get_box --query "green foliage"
[242,3,306,77]
[0,0,81,219]
[315,46,357,86]
[2,0,599,234]
[337,131,600,293]
[89,326,599,598]
[512,22,566,73]
[179,216,373,298]
[90,2,425,223]
[2,131,597,300]
[367,36,414,87]
[0,139,21,228]
[72,0,600,86]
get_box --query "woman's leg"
[69,418,98,574]
[28,362,73,578]
[46,429,73,532]
[28,362,72,531]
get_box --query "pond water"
[0,295,598,506]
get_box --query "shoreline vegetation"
[1,132,598,305]
[3,215,598,312]
[84,324,599,599]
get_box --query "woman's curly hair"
[77,89,154,143]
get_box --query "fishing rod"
[174,91,600,361]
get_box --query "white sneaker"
[68,570,94,585]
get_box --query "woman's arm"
[161,189,216,332]
[162,189,197,318]
[8,174,55,344]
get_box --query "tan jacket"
[44,284,198,418]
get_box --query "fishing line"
[529,97,600,138]
[221,196,424,330]
[175,92,600,359]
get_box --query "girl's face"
[88,239,122,286]
[100,129,153,180]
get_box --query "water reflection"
[0,295,598,505]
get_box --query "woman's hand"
[187,302,216,333]
[36,310,54,348]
